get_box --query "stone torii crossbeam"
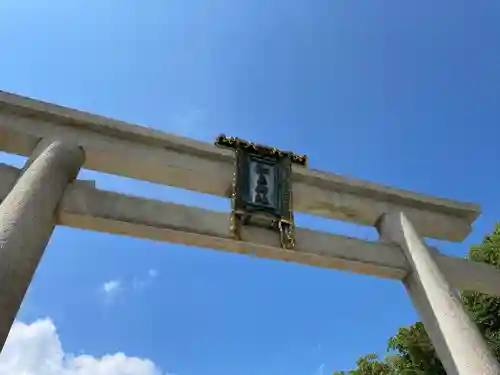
[0,91,499,374]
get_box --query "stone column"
[377,211,500,375]
[0,139,84,352]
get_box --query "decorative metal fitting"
[215,134,307,250]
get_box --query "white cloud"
[103,270,158,298]
[102,280,121,294]
[0,319,170,375]
[133,269,159,291]
[101,280,123,306]
[317,363,325,375]
[147,269,158,279]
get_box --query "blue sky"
[1,1,500,374]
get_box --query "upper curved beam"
[0,90,480,241]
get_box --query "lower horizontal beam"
[1,164,499,296]
[59,185,409,279]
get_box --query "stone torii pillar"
[377,211,500,375]
[0,139,84,352]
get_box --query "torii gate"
[0,91,499,375]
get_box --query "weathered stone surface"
[0,139,84,351]
[378,212,500,375]
[2,164,500,299]
[0,90,480,241]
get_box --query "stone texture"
[0,139,84,351]
[0,89,480,241]
[377,211,500,375]
[1,163,500,296]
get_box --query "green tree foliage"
[333,223,500,375]
[462,223,500,358]
[332,354,393,375]
[386,323,445,375]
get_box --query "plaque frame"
[215,134,307,249]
